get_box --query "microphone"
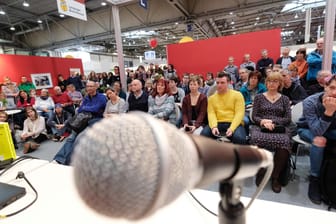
[72,112,273,220]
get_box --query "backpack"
[320,140,336,210]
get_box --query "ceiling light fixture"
[256,17,260,20]
[60,14,65,18]
[230,21,235,25]
[101,2,107,6]
[37,19,43,24]
[286,23,289,27]
[23,0,30,7]
[294,13,298,19]
[10,26,15,31]
[0,8,5,15]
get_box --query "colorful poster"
[57,0,87,21]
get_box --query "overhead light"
[229,12,233,15]
[286,23,289,27]
[254,22,258,26]
[59,14,65,18]
[294,13,298,19]
[323,9,326,14]
[101,2,107,6]
[232,26,235,29]
[0,9,5,15]
[10,26,15,31]
[256,17,260,20]
[37,19,43,24]
[230,21,235,25]
[23,0,30,7]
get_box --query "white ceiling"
[0,0,331,57]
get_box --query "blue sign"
[139,0,147,9]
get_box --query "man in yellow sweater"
[201,72,247,144]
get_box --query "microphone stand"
[218,180,245,224]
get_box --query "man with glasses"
[53,81,107,165]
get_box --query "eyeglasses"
[267,80,279,83]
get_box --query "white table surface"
[0,161,335,224]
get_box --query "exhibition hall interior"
[0,0,336,223]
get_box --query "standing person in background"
[256,49,274,81]
[109,66,121,86]
[290,48,308,82]
[18,76,35,94]
[165,64,176,79]
[224,56,239,86]
[306,38,336,85]
[66,83,83,108]
[240,53,256,70]
[276,47,295,70]
[67,72,83,91]
[57,74,68,92]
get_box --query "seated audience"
[240,53,256,70]
[67,72,83,91]
[148,79,176,125]
[53,81,107,165]
[112,81,127,100]
[18,76,35,94]
[235,68,250,91]
[179,73,190,94]
[47,103,72,142]
[57,74,68,92]
[250,72,292,193]
[181,76,208,135]
[2,77,19,106]
[0,92,16,110]
[205,72,215,87]
[201,72,247,144]
[297,75,336,205]
[281,69,307,105]
[104,87,127,117]
[127,79,149,112]
[20,107,48,154]
[66,83,83,108]
[168,76,185,103]
[240,71,267,107]
[34,88,55,120]
[198,76,210,96]
[256,49,274,80]
[17,90,35,108]
[223,56,239,86]
[306,70,332,96]
[52,86,75,115]
[144,79,154,95]
[276,47,295,70]
[290,48,308,81]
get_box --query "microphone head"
[72,112,201,220]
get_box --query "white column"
[112,5,127,92]
[304,8,311,43]
[322,0,336,71]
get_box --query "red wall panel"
[0,54,83,93]
[167,29,281,77]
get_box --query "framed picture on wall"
[31,73,53,89]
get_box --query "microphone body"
[72,112,272,220]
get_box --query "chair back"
[291,102,303,123]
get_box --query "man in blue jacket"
[306,38,336,82]
[53,81,107,165]
[297,75,336,204]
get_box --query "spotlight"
[0,9,5,15]
[60,14,65,18]
[10,26,15,31]
[23,0,29,7]
[101,2,107,6]
[37,19,43,24]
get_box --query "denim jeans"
[298,128,336,177]
[200,122,247,144]
[53,117,102,165]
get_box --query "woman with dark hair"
[148,79,176,125]
[181,76,208,135]
[17,90,35,108]
[290,48,308,79]
[166,63,176,79]
[58,74,68,92]
[20,107,48,153]
[250,72,292,193]
[104,87,127,117]
[240,71,267,107]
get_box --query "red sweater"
[52,93,73,106]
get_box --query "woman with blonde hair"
[250,72,292,193]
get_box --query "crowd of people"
[1,37,336,206]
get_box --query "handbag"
[260,125,286,133]
[68,112,92,133]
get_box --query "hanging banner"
[57,0,87,21]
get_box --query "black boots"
[308,175,321,204]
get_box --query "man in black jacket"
[281,69,308,105]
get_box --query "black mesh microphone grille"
[72,112,200,220]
